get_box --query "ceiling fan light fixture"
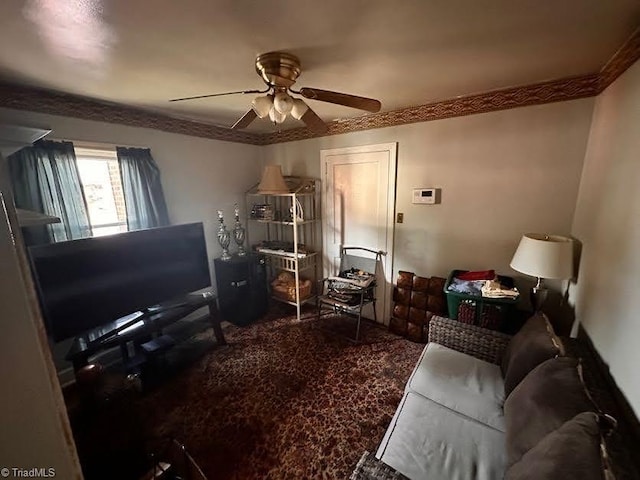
[251,95,273,118]
[273,91,294,115]
[290,98,309,120]
[268,106,286,124]
[171,51,381,133]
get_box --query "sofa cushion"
[406,342,506,431]
[376,391,506,480]
[501,312,564,397]
[504,356,597,466]
[505,412,609,480]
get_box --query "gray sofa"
[376,317,510,479]
[370,314,632,480]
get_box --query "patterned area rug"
[136,307,423,479]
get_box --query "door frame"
[320,143,397,324]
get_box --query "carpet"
[135,307,423,479]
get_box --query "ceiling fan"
[169,51,382,134]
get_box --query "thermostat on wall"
[412,188,440,204]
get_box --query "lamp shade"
[290,98,309,120]
[510,233,574,280]
[257,165,289,194]
[268,107,286,124]
[251,95,273,118]
[273,91,294,115]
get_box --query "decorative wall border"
[598,27,640,92]
[0,83,263,145]
[0,26,638,146]
[261,74,601,145]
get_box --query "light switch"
[397,213,404,223]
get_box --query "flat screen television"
[28,222,211,342]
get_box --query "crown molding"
[0,83,263,145]
[598,27,640,92]
[0,27,638,146]
[261,74,601,145]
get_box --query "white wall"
[0,108,262,266]
[570,60,640,416]
[263,99,595,317]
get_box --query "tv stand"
[66,292,226,373]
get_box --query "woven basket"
[271,271,312,302]
[273,280,312,302]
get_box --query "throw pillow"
[504,356,597,466]
[505,412,612,480]
[501,312,564,397]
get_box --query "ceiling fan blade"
[300,107,328,134]
[231,109,258,129]
[298,87,381,113]
[169,89,266,102]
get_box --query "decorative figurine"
[216,210,232,261]
[233,203,246,256]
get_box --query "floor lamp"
[510,233,574,312]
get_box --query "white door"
[321,143,397,324]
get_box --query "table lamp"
[510,233,574,311]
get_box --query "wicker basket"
[271,271,312,302]
[273,282,312,302]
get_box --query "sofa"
[362,314,639,480]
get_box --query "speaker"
[214,254,268,326]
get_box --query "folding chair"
[316,247,386,342]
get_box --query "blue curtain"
[116,147,170,230]
[8,140,91,243]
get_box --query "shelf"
[247,191,315,197]
[246,176,317,196]
[262,252,317,272]
[270,262,317,274]
[248,218,319,225]
[272,295,317,307]
[246,175,321,321]
[256,248,315,259]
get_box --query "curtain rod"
[48,138,150,150]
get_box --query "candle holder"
[233,203,246,256]
[216,210,232,261]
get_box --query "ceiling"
[0,0,639,133]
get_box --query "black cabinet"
[214,254,268,326]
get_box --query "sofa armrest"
[350,451,409,480]
[427,316,512,365]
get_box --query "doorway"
[320,143,397,324]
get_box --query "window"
[74,146,128,237]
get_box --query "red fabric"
[455,270,496,281]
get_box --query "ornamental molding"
[598,27,640,92]
[0,27,637,146]
[0,84,262,145]
[261,75,600,145]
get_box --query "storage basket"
[271,271,312,302]
[272,281,312,302]
[444,270,518,330]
